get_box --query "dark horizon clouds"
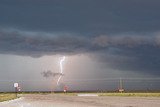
[0,0,160,78]
[1,29,160,76]
[1,29,160,55]
[41,70,64,78]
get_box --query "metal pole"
[120,78,122,90]
[15,87,17,97]
[119,77,124,93]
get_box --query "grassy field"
[0,93,17,102]
[98,92,160,97]
[55,92,160,97]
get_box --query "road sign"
[63,85,68,93]
[14,83,18,88]
[17,86,21,91]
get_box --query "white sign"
[14,83,18,88]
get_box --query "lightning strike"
[57,56,66,85]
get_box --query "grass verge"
[99,92,160,97]
[0,93,17,102]
[43,92,160,97]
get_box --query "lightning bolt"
[57,56,66,85]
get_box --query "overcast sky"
[0,0,160,91]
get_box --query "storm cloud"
[1,29,160,55]
[41,70,64,78]
[0,29,91,56]
[0,0,160,91]
[0,0,160,34]
[1,29,160,76]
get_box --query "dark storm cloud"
[1,0,160,77]
[0,0,160,34]
[1,29,160,76]
[92,46,160,76]
[92,35,160,75]
[1,29,160,56]
[0,29,91,57]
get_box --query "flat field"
[0,93,17,102]
[99,92,160,97]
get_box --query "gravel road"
[0,94,160,107]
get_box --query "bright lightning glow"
[60,56,65,74]
[57,56,66,85]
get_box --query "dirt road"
[0,94,160,107]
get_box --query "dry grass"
[99,92,160,97]
[0,93,17,102]
[55,92,160,97]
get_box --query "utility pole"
[14,83,18,97]
[118,78,124,93]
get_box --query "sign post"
[63,85,68,93]
[14,83,18,97]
